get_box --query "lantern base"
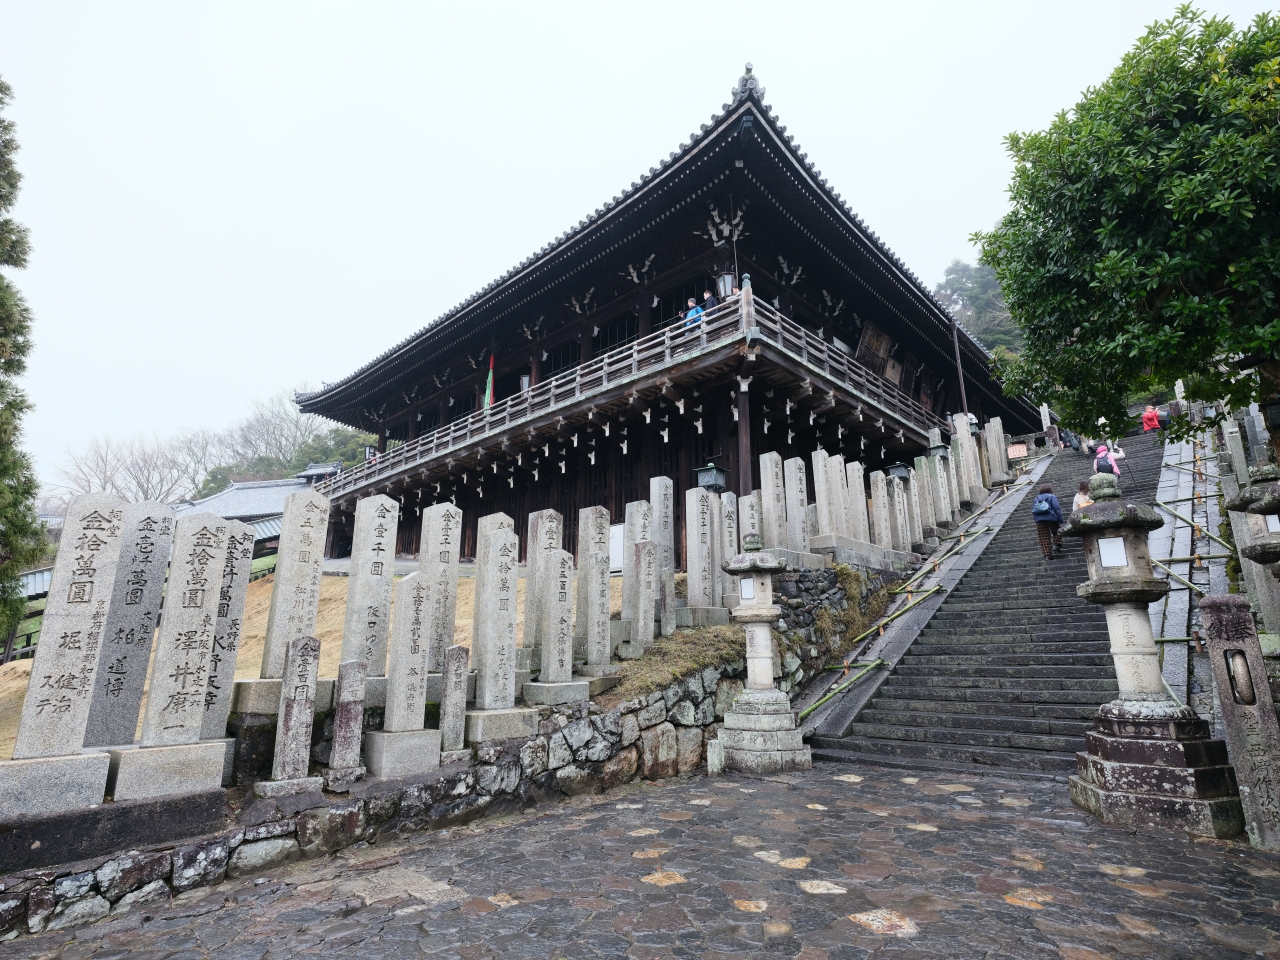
[1069,712,1244,839]
[721,688,811,775]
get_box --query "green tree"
[974,7,1280,436]
[932,259,1022,353]
[0,78,47,637]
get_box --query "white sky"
[1,1,1273,486]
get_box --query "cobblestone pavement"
[9,763,1280,959]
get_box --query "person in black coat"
[1031,483,1064,558]
[703,289,718,311]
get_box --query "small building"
[175,463,342,554]
[298,66,1038,562]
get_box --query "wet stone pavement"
[8,764,1280,960]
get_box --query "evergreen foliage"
[0,77,47,638]
[974,7,1280,435]
[932,260,1022,354]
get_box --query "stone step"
[877,675,1119,692]
[851,721,1085,755]
[909,641,1110,656]
[917,627,1109,642]
[891,663,1116,680]
[859,707,1092,737]
[937,599,1090,613]
[867,697,1098,720]
[929,610,1087,624]
[874,683,1114,703]
[811,736,1079,775]
[900,653,1115,668]
[810,744,1070,781]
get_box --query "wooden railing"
[317,293,947,500]
[750,298,945,435]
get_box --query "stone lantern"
[1062,473,1244,838]
[712,533,811,774]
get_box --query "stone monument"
[339,494,398,674]
[524,549,589,704]
[200,520,255,748]
[324,660,367,791]
[109,514,230,802]
[679,487,729,627]
[574,505,611,659]
[759,451,787,550]
[439,644,470,764]
[2,494,129,819]
[261,489,329,678]
[651,477,678,636]
[257,635,324,797]
[82,503,175,750]
[618,540,657,658]
[468,527,537,742]
[521,509,562,668]
[365,571,442,778]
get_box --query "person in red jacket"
[1141,405,1161,432]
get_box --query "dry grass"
[0,570,627,759]
[594,623,746,712]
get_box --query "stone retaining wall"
[0,566,886,941]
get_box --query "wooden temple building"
[300,65,1040,563]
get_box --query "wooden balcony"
[316,292,947,502]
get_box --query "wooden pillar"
[736,376,753,497]
[638,301,652,338]
[376,430,387,454]
[530,351,542,387]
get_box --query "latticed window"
[594,315,638,353]
[544,340,581,377]
[450,392,476,422]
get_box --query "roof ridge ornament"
[731,63,764,103]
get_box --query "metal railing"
[318,292,947,500]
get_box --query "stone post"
[524,549,589,704]
[420,502,463,673]
[1199,595,1280,851]
[618,540,657,658]
[826,453,853,540]
[986,417,1010,484]
[1225,466,1280,635]
[521,508,563,668]
[575,506,613,669]
[679,487,728,627]
[618,500,651,644]
[927,454,953,529]
[439,645,470,763]
[2,494,128,819]
[721,491,740,607]
[811,449,834,536]
[262,489,329,679]
[709,493,725,607]
[1062,474,1244,838]
[783,457,808,552]
[949,437,970,509]
[845,461,870,543]
[886,476,910,553]
[1225,418,1251,486]
[109,514,230,803]
[467,528,537,743]
[83,503,176,749]
[905,468,929,550]
[473,511,514,659]
[339,494,399,674]
[256,635,324,797]
[913,459,939,540]
[740,490,763,545]
[759,451,787,550]
[650,477,677,636]
[718,538,811,774]
[868,471,891,547]
[324,660,367,791]
[200,520,256,747]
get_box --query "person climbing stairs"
[811,436,1166,776]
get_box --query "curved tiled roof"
[300,64,996,411]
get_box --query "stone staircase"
[812,437,1166,776]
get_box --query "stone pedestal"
[465,707,539,744]
[721,689,811,774]
[0,753,110,822]
[362,728,441,779]
[522,679,590,705]
[107,741,226,802]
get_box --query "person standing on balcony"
[684,297,704,329]
[703,289,718,311]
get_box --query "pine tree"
[0,77,47,641]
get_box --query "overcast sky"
[1,2,1273,486]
